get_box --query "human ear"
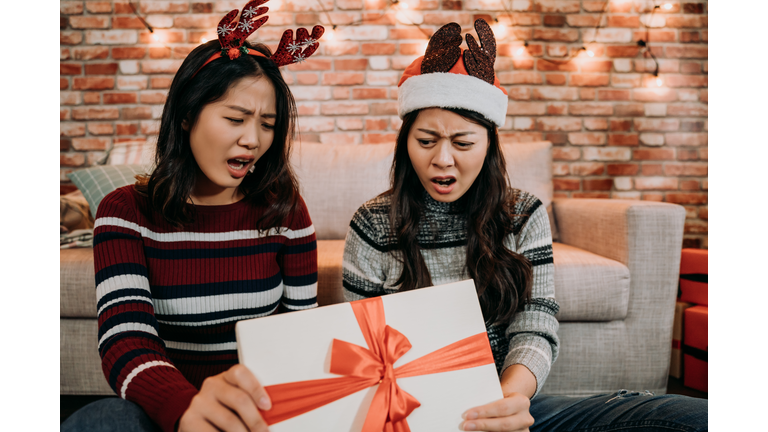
[181,118,189,131]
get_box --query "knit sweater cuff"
[156,388,199,432]
[501,334,553,398]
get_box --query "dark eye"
[262,123,275,130]
[454,141,474,148]
[226,117,243,124]
[417,139,433,146]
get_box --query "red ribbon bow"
[261,297,495,432]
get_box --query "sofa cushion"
[67,164,148,219]
[552,242,630,322]
[61,248,97,318]
[291,142,553,241]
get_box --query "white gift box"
[236,279,503,432]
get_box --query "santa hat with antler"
[398,19,508,127]
[194,0,324,76]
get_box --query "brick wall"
[60,0,708,248]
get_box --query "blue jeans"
[530,390,707,432]
[61,390,707,431]
[60,398,160,432]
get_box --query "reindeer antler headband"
[397,19,508,127]
[194,0,324,76]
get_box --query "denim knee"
[61,398,160,432]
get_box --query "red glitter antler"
[217,0,270,59]
[271,26,325,67]
[421,22,463,74]
[463,19,497,85]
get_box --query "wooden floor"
[60,376,707,425]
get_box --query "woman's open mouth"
[227,157,254,178]
[431,176,456,194]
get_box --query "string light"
[200,37,208,44]
[515,41,528,56]
[492,18,507,39]
[663,3,673,10]
[656,76,664,87]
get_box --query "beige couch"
[61,141,685,398]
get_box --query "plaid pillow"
[67,164,147,219]
[107,140,156,170]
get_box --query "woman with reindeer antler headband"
[62,2,324,432]
[342,19,707,432]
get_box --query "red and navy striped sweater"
[94,185,318,432]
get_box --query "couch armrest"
[551,198,686,393]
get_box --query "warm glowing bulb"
[400,1,409,8]
[201,37,208,43]
[492,22,507,38]
[656,77,663,87]
[152,33,160,42]
[587,50,594,57]
[515,47,525,56]
[663,3,673,9]
[326,29,336,41]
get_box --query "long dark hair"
[387,108,533,326]
[135,39,300,229]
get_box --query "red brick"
[677,148,700,161]
[545,74,566,85]
[323,42,360,56]
[149,77,173,89]
[570,162,605,176]
[362,43,396,55]
[611,74,642,88]
[607,15,640,27]
[683,220,707,235]
[85,63,119,75]
[514,59,536,70]
[605,45,641,58]
[112,47,146,59]
[103,93,137,104]
[399,43,423,55]
[698,206,708,219]
[173,15,219,29]
[61,63,82,75]
[322,72,365,86]
[635,177,678,190]
[73,47,110,60]
[633,149,675,160]
[614,103,644,116]
[553,147,581,161]
[498,132,545,143]
[543,15,566,27]
[546,44,569,57]
[663,163,708,176]
[680,31,700,43]
[140,1,189,13]
[607,163,638,175]
[570,74,610,87]
[389,28,432,39]
[634,118,680,131]
[584,118,608,130]
[116,123,139,135]
[352,88,387,99]
[423,12,472,25]
[609,119,632,131]
[573,192,611,199]
[140,120,160,135]
[665,15,704,28]
[681,120,706,132]
[296,73,319,85]
[498,72,543,85]
[321,102,370,115]
[680,61,702,74]
[140,91,167,104]
[632,30,676,43]
[61,1,84,14]
[85,1,112,13]
[666,133,707,146]
[87,123,114,135]
[553,163,570,176]
[150,47,172,59]
[507,102,546,116]
[60,91,81,106]
[553,179,581,191]
[365,118,389,130]
[665,45,708,58]
[668,104,708,117]
[632,88,678,102]
[498,13,541,26]
[60,123,86,137]
[368,102,396,115]
[122,107,153,119]
[569,103,613,116]
[508,88,531,101]
[578,60,613,73]
[287,59,333,71]
[583,179,614,191]
[598,90,631,101]
[641,193,663,202]
[72,77,114,90]
[534,0,580,13]
[72,138,110,151]
[69,16,110,29]
[335,59,369,70]
[191,2,214,13]
[533,29,579,42]
[72,107,119,120]
[544,133,567,145]
[664,74,708,88]
[113,16,147,29]
[641,164,663,176]
[565,15,602,27]
[61,31,84,45]
[537,117,582,131]
[532,87,578,100]
[362,133,398,144]
[140,60,183,74]
[61,153,86,167]
[608,134,639,146]
[568,133,606,145]
[83,92,101,104]
[580,88,596,100]
[666,193,707,205]
[547,103,568,115]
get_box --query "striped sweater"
[342,188,559,397]
[94,186,318,432]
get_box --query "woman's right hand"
[178,364,272,432]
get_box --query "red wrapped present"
[669,301,693,379]
[679,248,707,306]
[683,305,707,392]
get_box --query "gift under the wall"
[683,305,708,393]
[679,248,708,306]
[236,280,503,432]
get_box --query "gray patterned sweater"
[342,188,559,397]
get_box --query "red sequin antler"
[271,26,325,67]
[217,0,270,59]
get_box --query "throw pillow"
[107,140,156,171]
[67,164,147,219]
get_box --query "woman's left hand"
[459,392,534,431]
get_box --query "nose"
[431,140,454,169]
[238,122,259,150]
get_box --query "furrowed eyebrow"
[261,113,276,119]
[226,105,254,115]
[417,128,476,139]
